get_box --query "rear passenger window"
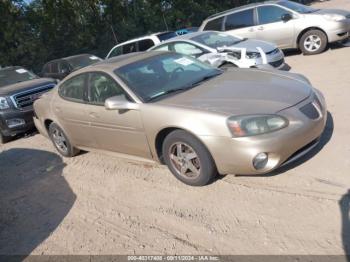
[138,39,155,51]
[59,74,87,102]
[258,6,290,24]
[51,62,59,73]
[123,42,137,54]
[225,9,255,30]
[203,16,224,31]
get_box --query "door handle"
[257,26,264,30]
[55,106,61,113]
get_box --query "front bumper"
[0,107,35,137]
[326,19,350,43]
[200,93,327,175]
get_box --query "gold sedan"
[33,52,327,186]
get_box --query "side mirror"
[105,95,139,111]
[281,13,293,22]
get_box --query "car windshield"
[114,53,222,102]
[278,1,318,14]
[0,67,39,88]
[191,32,243,49]
[67,55,102,71]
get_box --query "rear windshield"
[67,55,102,71]
[191,32,242,49]
[278,1,318,13]
[157,32,178,42]
[0,68,38,88]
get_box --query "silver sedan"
[148,31,286,69]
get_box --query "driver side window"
[88,72,127,105]
[173,42,205,58]
[258,6,291,24]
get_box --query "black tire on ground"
[162,130,218,186]
[0,131,10,144]
[299,29,328,55]
[48,122,79,157]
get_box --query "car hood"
[0,78,56,96]
[314,8,350,17]
[230,39,276,53]
[158,69,312,115]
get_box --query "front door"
[85,72,151,159]
[256,5,295,48]
[224,8,257,39]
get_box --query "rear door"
[256,5,295,48]
[223,8,257,39]
[53,73,96,148]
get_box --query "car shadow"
[234,111,334,177]
[339,190,350,261]
[0,148,76,259]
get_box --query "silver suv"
[199,0,350,55]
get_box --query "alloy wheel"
[52,128,68,154]
[304,35,322,52]
[169,142,201,179]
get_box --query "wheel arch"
[296,27,329,47]
[154,126,216,166]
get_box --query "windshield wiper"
[148,88,189,102]
[188,71,223,88]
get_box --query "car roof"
[45,54,98,64]
[0,66,23,72]
[71,51,166,73]
[205,0,282,20]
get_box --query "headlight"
[227,115,288,137]
[0,97,10,110]
[246,52,261,59]
[323,14,345,22]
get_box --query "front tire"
[48,122,79,157]
[299,29,327,55]
[162,130,217,186]
[0,131,10,144]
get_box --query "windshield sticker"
[174,57,193,66]
[16,69,28,74]
[89,56,99,60]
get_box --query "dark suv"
[0,66,56,143]
[41,54,102,80]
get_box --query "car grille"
[269,58,284,68]
[266,48,279,55]
[10,84,55,109]
[299,98,322,120]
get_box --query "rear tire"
[162,130,217,186]
[48,122,79,157]
[299,29,327,55]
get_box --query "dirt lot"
[1,0,350,256]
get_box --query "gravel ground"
[0,0,349,256]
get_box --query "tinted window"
[123,42,137,54]
[225,9,255,30]
[138,39,155,51]
[59,74,86,101]
[115,53,221,102]
[157,32,177,41]
[0,68,38,88]
[203,16,224,31]
[88,73,126,105]
[51,62,59,73]
[258,6,291,24]
[58,61,70,74]
[173,42,205,57]
[67,55,102,71]
[42,63,50,73]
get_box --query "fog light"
[6,118,25,128]
[253,152,268,170]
